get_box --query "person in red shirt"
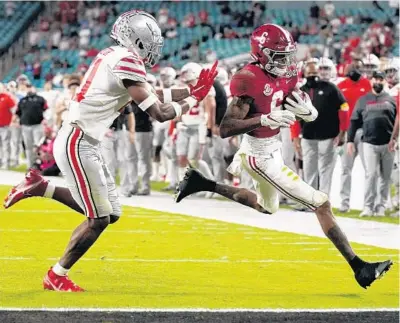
[336,59,372,213]
[0,83,17,169]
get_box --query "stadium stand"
[1,1,398,88]
[0,2,43,55]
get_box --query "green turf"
[0,186,398,309]
[8,165,400,224]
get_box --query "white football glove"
[261,110,296,130]
[283,91,318,122]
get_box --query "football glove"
[261,110,296,130]
[189,61,219,102]
[284,91,318,122]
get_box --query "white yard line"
[0,170,399,249]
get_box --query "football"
[282,90,307,120]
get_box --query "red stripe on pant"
[68,128,95,218]
[248,156,315,210]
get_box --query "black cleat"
[175,166,214,203]
[355,260,393,289]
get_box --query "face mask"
[373,83,384,94]
[348,70,362,82]
[306,76,319,87]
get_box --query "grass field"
[0,185,398,309]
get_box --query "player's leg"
[21,125,34,168]
[375,145,395,215]
[4,126,85,213]
[176,127,190,181]
[136,131,152,195]
[301,138,319,190]
[317,138,336,196]
[44,127,116,292]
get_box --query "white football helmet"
[180,62,202,84]
[146,73,157,86]
[160,67,176,88]
[216,67,229,85]
[362,54,380,79]
[110,10,164,67]
[318,57,336,81]
[383,57,399,86]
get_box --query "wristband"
[162,89,172,103]
[138,93,158,111]
[171,102,182,117]
[207,128,212,138]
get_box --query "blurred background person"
[347,71,397,217]
[14,84,47,168]
[32,125,60,176]
[0,83,16,169]
[337,60,372,213]
[291,61,348,209]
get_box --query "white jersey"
[181,86,215,127]
[67,46,147,141]
[223,83,232,106]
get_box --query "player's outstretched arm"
[125,80,195,122]
[219,96,262,138]
[156,88,190,103]
[156,61,219,103]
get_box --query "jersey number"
[271,90,284,111]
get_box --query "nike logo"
[297,111,312,116]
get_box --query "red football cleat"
[3,169,48,209]
[43,268,85,292]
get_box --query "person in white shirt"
[4,10,218,292]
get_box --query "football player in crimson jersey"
[176,23,392,288]
[3,10,218,292]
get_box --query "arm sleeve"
[290,120,302,139]
[331,84,350,131]
[113,55,147,83]
[347,97,364,142]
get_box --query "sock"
[52,262,69,276]
[169,160,178,186]
[178,167,186,181]
[349,255,366,272]
[196,160,215,181]
[43,183,55,198]
[152,162,159,179]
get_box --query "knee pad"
[154,145,162,159]
[109,214,120,224]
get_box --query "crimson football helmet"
[250,24,297,78]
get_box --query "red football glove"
[189,61,219,102]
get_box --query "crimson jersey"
[230,63,298,138]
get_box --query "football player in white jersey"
[151,67,177,183]
[177,62,216,183]
[3,10,218,292]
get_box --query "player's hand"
[388,139,397,152]
[284,91,318,122]
[261,110,296,130]
[334,131,346,147]
[129,131,135,144]
[189,61,219,102]
[293,137,302,159]
[347,142,355,155]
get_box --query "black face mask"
[306,76,319,87]
[348,69,362,82]
[373,83,384,94]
